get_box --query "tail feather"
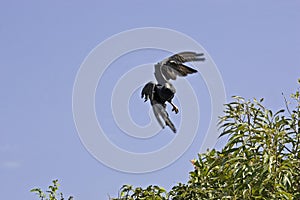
[152,104,176,133]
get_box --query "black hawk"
[141,51,205,133]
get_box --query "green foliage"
[179,94,300,199]
[111,185,168,200]
[31,180,73,200]
[31,80,300,200]
[114,80,300,199]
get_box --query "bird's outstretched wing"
[154,51,205,84]
[152,104,176,133]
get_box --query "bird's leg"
[168,101,179,114]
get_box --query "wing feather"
[168,52,205,63]
[155,51,205,83]
[141,81,155,102]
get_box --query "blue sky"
[1,1,300,199]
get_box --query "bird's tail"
[152,104,176,133]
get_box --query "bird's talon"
[172,107,179,114]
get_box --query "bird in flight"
[141,51,205,133]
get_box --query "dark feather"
[168,52,205,63]
[141,81,155,102]
[156,51,205,82]
[165,62,198,76]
